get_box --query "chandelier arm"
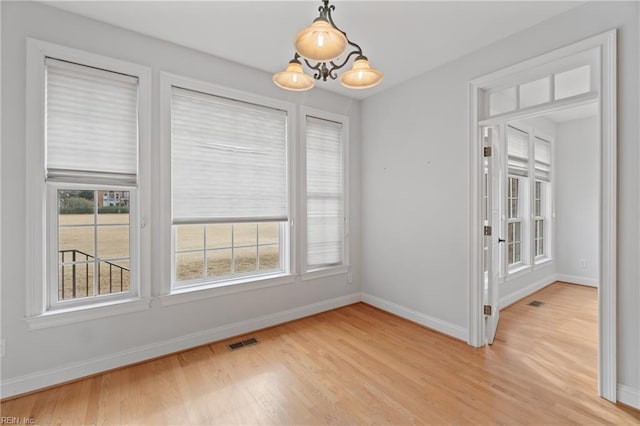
[325,2,364,56]
[328,49,362,73]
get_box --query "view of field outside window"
[174,223,281,283]
[57,189,130,300]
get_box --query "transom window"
[486,52,596,119]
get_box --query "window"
[170,86,289,287]
[534,182,544,257]
[507,177,522,266]
[506,126,529,268]
[534,137,552,260]
[45,58,141,309]
[304,116,346,270]
[27,40,150,323]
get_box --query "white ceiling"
[45,1,584,100]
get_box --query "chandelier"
[273,0,383,91]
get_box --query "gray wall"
[361,1,639,399]
[0,1,362,396]
[556,116,599,286]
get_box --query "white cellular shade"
[46,58,139,183]
[507,126,529,177]
[171,87,288,223]
[306,117,344,267]
[535,137,552,181]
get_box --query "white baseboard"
[361,293,468,342]
[555,274,599,288]
[617,384,640,409]
[0,293,360,399]
[499,276,556,309]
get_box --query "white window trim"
[25,39,152,327]
[159,72,297,297]
[505,122,556,276]
[299,106,350,278]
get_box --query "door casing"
[467,30,617,401]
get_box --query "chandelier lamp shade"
[273,0,383,91]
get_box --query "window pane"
[176,251,204,281]
[235,247,257,273]
[508,244,514,264]
[489,87,517,116]
[59,261,94,300]
[259,245,280,271]
[515,223,521,242]
[514,243,521,263]
[207,249,232,276]
[97,225,129,260]
[97,191,130,224]
[234,223,257,247]
[176,225,204,251]
[206,224,232,249]
[519,77,550,108]
[258,222,279,245]
[98,259,130,295]
[58,190,95,222]
[59,226,94,257]
[555,65,590,100]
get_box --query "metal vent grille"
[528,300,544,307]
[227,337,260,351]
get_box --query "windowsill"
[534,257,553,267]
[27,297,150,330]
[506,264,531,281]
[301,265,349,281]
[160,272,296,307]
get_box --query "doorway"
[468,30,617,401]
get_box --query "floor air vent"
[528,300,544,307]
[227,337,259,351]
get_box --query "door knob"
[498,238,505,243]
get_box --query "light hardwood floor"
[2,282,639,425]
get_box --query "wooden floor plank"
[2,282,639,424]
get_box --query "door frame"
[467,30,617,402]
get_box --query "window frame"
[47,183,138,310]
[26,39,152,328]
[300,106,350,279]
[158,72,297,299]
[534,181,545,259]
[506,176,524,268]
[504,123,553,279]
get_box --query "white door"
[482,125,504,344]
